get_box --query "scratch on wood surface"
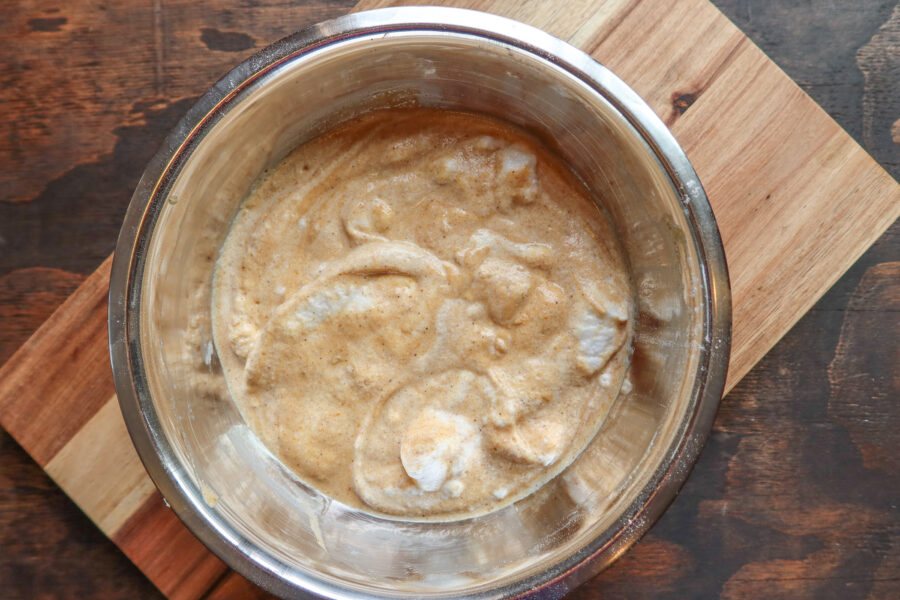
[856,4,899,151]
[153,0,165,98]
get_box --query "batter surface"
[212,109,632,519]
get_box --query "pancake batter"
[212,109,632,519]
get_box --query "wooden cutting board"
[0,0,897,598]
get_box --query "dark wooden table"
[1,1,897,598]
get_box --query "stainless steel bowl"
[109,7,730,599]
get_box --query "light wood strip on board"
[45,394,157,536]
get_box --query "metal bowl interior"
[109,7,730,600]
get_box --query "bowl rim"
[109,6,732,599]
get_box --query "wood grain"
[0,267,85,364]
[45,395,157,536]
[0,0,358,207]
[668,40,898,390]
[827,261,899,474]
[112,494,228,600]
[580,0,747,127]
[0,429,164,599]
[0,0,898,599]
[0,256,115,465]
[717,0,900,178]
